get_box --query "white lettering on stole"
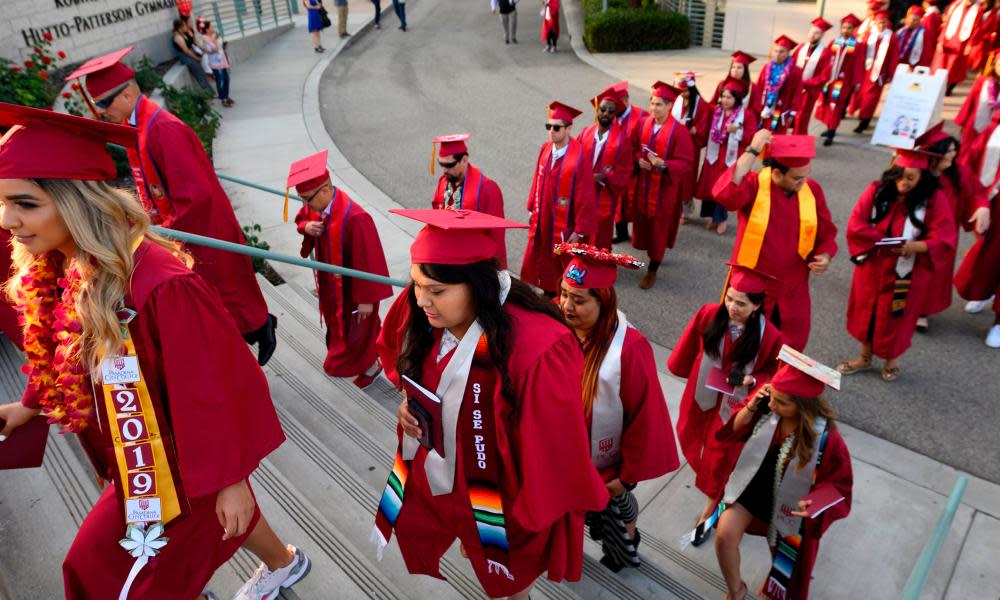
[474,434,487,469]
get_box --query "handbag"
[318,6,332,29]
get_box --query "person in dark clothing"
[171,19,213,92]
[492,0,518,44]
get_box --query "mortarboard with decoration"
[284,150,330,221]
[767,134,816,168]
[391,208,527,265]
[555,243,644,289]
[730,50,757,65]
[0,102,137,181]
[674,71,700,90]
[771,345,841,398]
[811,17,833,32]
[773,35,797,50]
[651,81,681,102]
[547,101,583,125]
[66,47,136,99]
[430,133,471,176]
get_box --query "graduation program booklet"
[875,236,908,247]
[801,486,845,518]
[0,416,49,470]
[705,367,736,396]
[402,375,444,457]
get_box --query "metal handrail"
[900,476,968,600]
[191,0,294,39]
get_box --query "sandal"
[836,357,872,375]
[881,365,900,382]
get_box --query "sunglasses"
[437,159,459,169]
[545,123,565,132]
[94,85,128,109]
[303,183,330,203]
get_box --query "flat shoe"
[916,317,928,332]
[836,358,872,375]
[881,365,900,382]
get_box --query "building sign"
[20,0,177,48]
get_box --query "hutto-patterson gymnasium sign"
[20,0,177,47]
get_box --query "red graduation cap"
[651,81,681,101]
[915,121,950,149]
[391,208,527,265]
[907,5,925,17]
[867,0,886,9]
[925,0,939,5]
[841,13,862,27]
[720,76,750,98]
[730,50,757,65]
[773,35,797,50]
[284,150,329,221]
[591,86,621,118]
[811,17,833,32]
[555,243,644,289]
[892,147,936,169]
[769,134,816,168]
[674,71,700,90]
[430,133,471,176]
[612,80,631,99]
[0,102,136,181]
[771,345,841,397]
[547,101,583,125]
[66,47,135,98]
[874,10,891,21]
[727,262,778,295]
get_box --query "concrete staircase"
[0,275,743,600]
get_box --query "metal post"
[602,0,608,12]
[818,0,826,18]
[289,0,298,16]
[901,476,969,600]
[236,7,245,36]
[212,1,225,37]
[255,0,263,30]
[270,0,279,25]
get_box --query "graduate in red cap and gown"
[896,5,934,68]
[373,209,609,600]
[913,123,990,331]
[855,0,885,41]
[837,149,956,381]
[968,5,998,72]
[542,0,560,52]
[955,53,1000,163]
[922,0,943,44]
[611,81,650,245]
[673,72,713,221]
[521,101,598,294]
[710,51,756,105]
[933,0,985,94]
[712,131,838,351]
[792,19,834,135]
[554,243,678,571]
[631,81,695,290]
[290,151,393,388]
[749,36,803,133]
[0,103,304,600]
[578,88,635,249]
[67,48,277,366]
[668,264,782,547]
[816,14,867,146]
[430,134,508,267]
[851,10,899,135]
[697,77,757,234]
[713,349,852,600]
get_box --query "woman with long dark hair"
[555,244,678,572]
[668,264,782,546]
[838,150,956,381]
[710,51,756,105]
[714,355,853,600]
[373,209,608,600]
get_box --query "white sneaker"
[965,296,995,314]
[233,545,311,600]
[986,325,1000,349]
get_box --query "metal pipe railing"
[216,172,302,202]
[900,476,969,600]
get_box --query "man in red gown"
[631,81,695,289]
[855,0,885,42]
[749,35,803,133]
[521,101,597,295]
[430,134,508,267]
[853,10,899,135]
[69,48,278,366]
[611,81,648,244]
[712,131,838,351]
[816,13,866,146]
[289,151,393,388]
[897,5,935,69]
[578,87,636,249]
[933,0,985,94]
[792,18,834,135]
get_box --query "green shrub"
[133,56,164,94]
[159,83,220,155]
[583,3,689,52]
[242,224,270,273]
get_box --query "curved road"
[320,0,998,482]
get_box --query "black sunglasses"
[95,85,128,109]
[303,183,331,202]
[437,159,459,169]
[545,123,565,132]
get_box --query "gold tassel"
[719,265,733,304]
[430,142,436,176]
[283,188,290,223]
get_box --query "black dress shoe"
[822,133,834,146]
[255,314,278,366]
[611,222,630,244]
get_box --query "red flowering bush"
[1,35,71,108]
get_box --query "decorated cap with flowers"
[555,243,644,289]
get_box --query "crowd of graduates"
[0,0,999,597]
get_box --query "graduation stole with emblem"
[580,123,626,220]
[636,117,676,216]
[435,164,485,211]
[528,141,584,249]
[736,168,818,268]
[825,37,857,101]
[131,95,176,223]
[373,334,514,580]
[315,188,352,336]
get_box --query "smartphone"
[756,392,772,416]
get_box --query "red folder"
[0,416,49,470]
[402,375,444,457]
[801,486,845,518]
[705,367,736,396]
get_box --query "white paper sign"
[101,355,140,384]
[871,65,947,149]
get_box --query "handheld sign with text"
[800,486,845,518]
[871,65,946,149]
[402,375,445,457]
[0,416,49,470]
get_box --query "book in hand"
[875,236,908,247]
[705,367,736,396]
[800,486,845,519]
[402,375,444,457]
[0,416,49,470]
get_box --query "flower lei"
[709,106,740,145]
[18,253,94,433]
[763,59,790,108]
[768,430,797,548]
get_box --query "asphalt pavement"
[319,0,1000,483]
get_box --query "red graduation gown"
[577,121,635,249]
[695,108,758,202]
[845,182,957,360]
[675,96,713,206]
[749,60,803,133]
[969,8,999,71]
[295,197,393,378]
[541,0,559,41]
[955,193,1000,311]
[815,37,867,132]
[955,75,999,165]
[854,30,899,120]
[593,326,679,485]
[630,117,695,262]
[896,25,934,68]
[792,43,834,135]
[57,241,285,598]
[138,97,269,336]
[712,166,839,351]
[714,401,853,600]
[921,165,991,315]
[921,8,942,51]
[667,303,782,498]
[432,165,508,268]
[0,230,23,348]
[932,0,984,87]
[521,139,598,292]
[375,300,609,597]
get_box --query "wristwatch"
[745,147,761,157]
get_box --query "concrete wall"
[722,0,858,54]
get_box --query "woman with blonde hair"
[0,105,307,600]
